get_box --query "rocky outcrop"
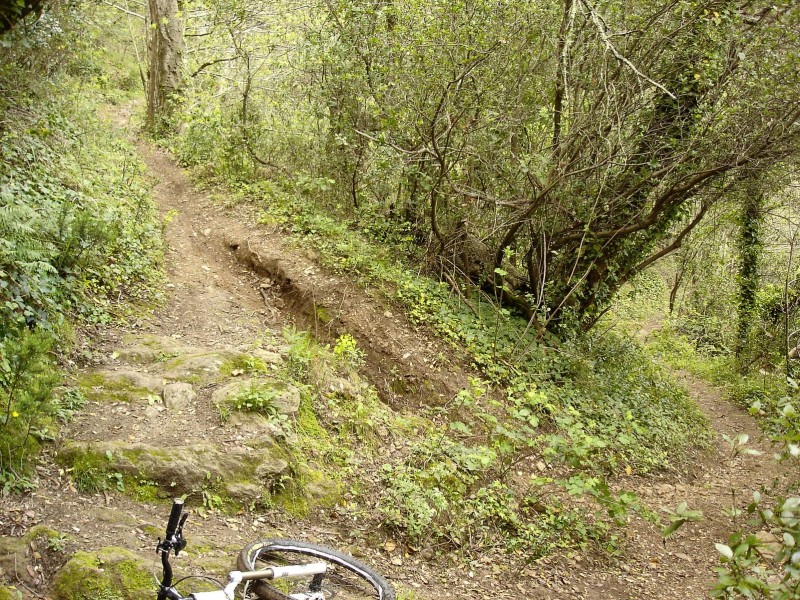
[61,440,292,500]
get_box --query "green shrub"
[230,385,280,415]
[712,494,800,599]
[0,330,59,490]
[378,438,621,557]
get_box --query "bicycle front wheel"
[238,538,396,600]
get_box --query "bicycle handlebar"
[156,502,327,600]
[157,499,189,600]
[165,498,184,542]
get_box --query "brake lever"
[173,512,189,555]
[157,510,189,556]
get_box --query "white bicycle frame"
[189,562,328,600]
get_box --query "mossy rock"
[60,440,293,495]
[112,345,162,364]
[191,553,236,577]
[225,482,264,503]
[265,464,341,516]
[162,351,242,380]
[227,412,282,444]
[0,526,70,585]
[212,378,301,415]
[78,371,158,404]
[94,370,164,393]
[250,349,283,365]
[0,537,27,583]
[301,466,342,508]
[116,335,203,365]
[51,547,152,600]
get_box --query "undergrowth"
[0,8,161,490]
[240,179,711,470]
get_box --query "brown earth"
[1,108,798,600]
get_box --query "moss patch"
[268,481,310,517]
[61,440,295,503]
[302,466,342,508]
[314,304,333,325]
[125,477,163,501]
[77,372,152,403]
[65,449,120,493]
[51,547,151,600]
[24,525,63,544]
[0,586,22,600]
[296,392,326,439]
[219,354,269,378]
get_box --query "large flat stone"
[93,369,165,392]
[61,441,289,494]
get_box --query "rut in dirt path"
[137,144,472,411]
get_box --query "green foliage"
[712,494,800,599]
[0,94,162,331]
[69,450,125,494]
[0,6,161,485]
[662,501,704,538]
[45,532,69,553]
[605,270,668,330]
[219,354,270,377]
[0,329,59,488]
[246,182,712,470]
[177,0,800,330]
[378,435,627,557]
[282,326,320,383]
[54,387,88,423]
[332,333,365,371]
[222,383,293,438]
[229,385,279,415]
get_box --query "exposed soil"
[1,108,798,600]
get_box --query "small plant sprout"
[722,433,763,458]
[333,333,365,370]
[662,501,703,538]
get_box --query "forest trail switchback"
[0,105,796,600]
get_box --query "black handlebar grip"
[165,498,184,541]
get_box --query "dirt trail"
[570,367,798,599]
[2,114,798,600]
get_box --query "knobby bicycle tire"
[238,538,395,600]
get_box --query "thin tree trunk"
[735,187,764,366]
[146,0,184,131]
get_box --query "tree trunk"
[146,0,183,132]
[735,187,764,367]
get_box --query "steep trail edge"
[0,111,797,600]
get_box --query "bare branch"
[579,0,676,100]
[190,55,238,77]
[101,0,144,19]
